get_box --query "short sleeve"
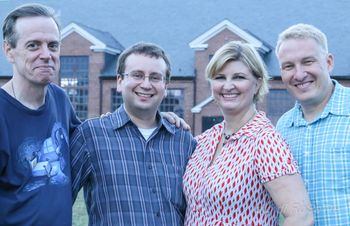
[70,125,92,201]
[254,129,299,183]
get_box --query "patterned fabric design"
[183,112,299,226]
[276,80,350,225]
[70,105,196,226]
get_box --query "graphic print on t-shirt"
[17,123,69,192]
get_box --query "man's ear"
[116,74,123,93]
[326,53,334,73]
[3,41,15,64]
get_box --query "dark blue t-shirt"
[0,84,80,226]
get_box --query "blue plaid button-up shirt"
[70,105,196,226]
[277,80,350,225]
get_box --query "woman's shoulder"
[195,121,224,141]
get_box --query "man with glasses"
[70,42,197,226]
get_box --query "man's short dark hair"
[2,3,60,48]
[116,42,171,82]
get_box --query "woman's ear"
[255,78,262,95]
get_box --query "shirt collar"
[110,104,176,134]
[324,80,350,116]
[288,79,350,127]
[218,111,270,141]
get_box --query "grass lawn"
[72,191,88,226]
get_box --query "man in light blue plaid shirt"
[275,23,350,225]
[70,42,196,226]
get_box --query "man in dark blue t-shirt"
[0,3,80,226]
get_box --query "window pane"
[202,116,223,132]
[266,89,295,125]
[111,88,123,111]
[60,56,89,121]
[160,89,184,118]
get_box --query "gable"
[61,23,122,55]
[189,19,271,54]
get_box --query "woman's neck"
[224,107,257,134]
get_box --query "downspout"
[192,68,197,134]
[99,77,103,115]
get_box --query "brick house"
[1,0,350,135]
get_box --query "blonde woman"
[183,41,313,226]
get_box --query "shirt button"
[148,165,152,170]
[152,188,156,193]
[156,212,160,217]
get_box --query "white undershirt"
[138,127,157,140]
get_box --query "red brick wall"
[168,79,195,128]
[61,32,104,118]
[192,28,245,135]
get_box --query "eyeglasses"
[122,71,165,84]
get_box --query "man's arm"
[70,126,91,203]
[161,112,191,131]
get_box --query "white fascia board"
[61,23,104,46]
[90,46,121,54]
[189,19,270,53]
[191,96,214,113]
[61,23,119,55]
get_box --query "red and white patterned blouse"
[183,111,299,226]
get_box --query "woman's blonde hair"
[206,41,270,102]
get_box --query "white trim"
[90,46,121,54]
[191,96,214,113]
[189,19,270,53]
[61,23,121,54]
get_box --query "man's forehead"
[15,16,59,33]
[125,54,166,69]
[15,17,60,41]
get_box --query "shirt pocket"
[159,164,186,212]
[325,145,350,189]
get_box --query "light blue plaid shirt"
[276,80,350,225]
[70,105,196,226]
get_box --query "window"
[60,56,89,120]
[266,89,295,125]
[111,88,123,111]
[202,116,223,132]
[160,89,184,118]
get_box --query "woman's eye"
[232,74,246,80]
[213,75,225,80]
